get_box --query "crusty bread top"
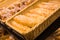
[6,0,60,34]
[0,0,20,8]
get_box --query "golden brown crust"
[6,0,60,34]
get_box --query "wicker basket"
[45,28,60,40]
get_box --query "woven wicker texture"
[46,28,60,40]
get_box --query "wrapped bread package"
[0,0,38,22]
[5,0,60,40]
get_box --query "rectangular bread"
[6,0,60,40]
